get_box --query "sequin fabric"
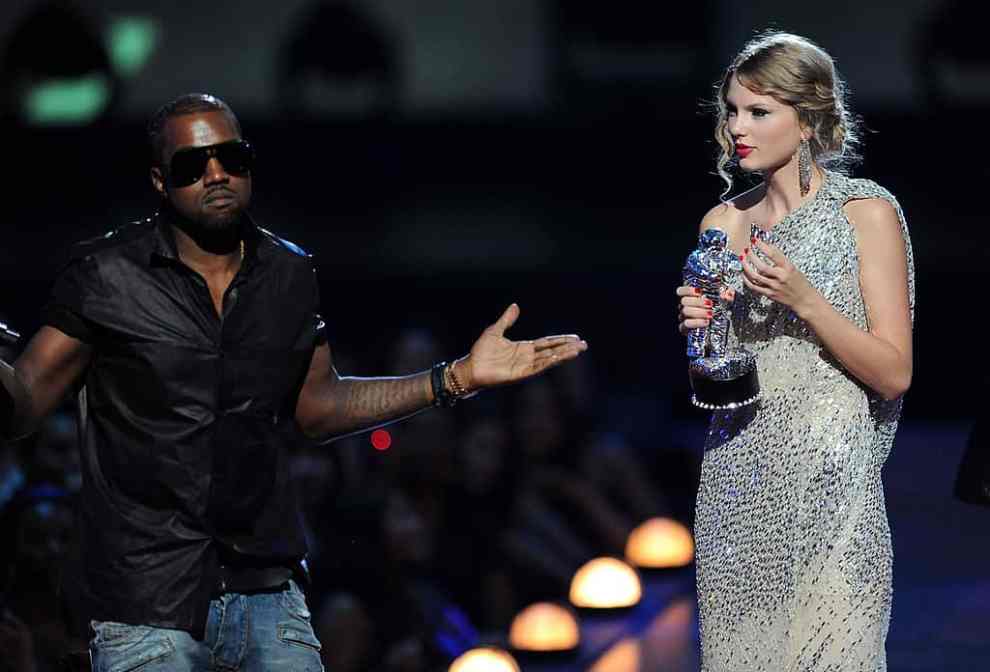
[694,171,915,672]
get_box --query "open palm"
[464,304,587,390]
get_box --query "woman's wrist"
[793,289,827,322]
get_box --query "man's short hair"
[147,93,241,167]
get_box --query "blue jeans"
[89,580,324,672]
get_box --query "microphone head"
[0,322,20,346]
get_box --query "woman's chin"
[736,155,761,173]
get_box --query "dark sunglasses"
[168,139,255,188]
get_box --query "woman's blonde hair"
[713,31,860,195]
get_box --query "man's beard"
[200,207,242,231]
[166,200,245,254]
[192,212,243,253]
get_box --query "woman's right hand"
[676,286,735,336]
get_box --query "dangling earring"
[798,138,812,197]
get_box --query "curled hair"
[146,93,241,167]
[712,31,861,196]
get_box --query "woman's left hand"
[741,239,820,318]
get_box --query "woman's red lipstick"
[736,144,753,158]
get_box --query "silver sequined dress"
[694,171,915,671]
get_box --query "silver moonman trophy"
[683,228,760,410]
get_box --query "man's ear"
[151,166,166,197]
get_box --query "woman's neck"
[761,158,823,222]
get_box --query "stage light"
[23,75,111,125]
[568,557,642,609]
[625,517,694,569]
[448,647,520,672]
[371,429,392,451]
[5,3,118,126]
[508,602,580,652]
[589,637,640,672]
[107,17,160,78]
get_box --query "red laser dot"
[371,429,392,451]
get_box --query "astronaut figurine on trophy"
[683,228,760,410]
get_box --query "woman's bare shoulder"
[697,183,764,253]
[699,183,764,236]
[842,196,899,230]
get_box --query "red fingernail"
[751,236,757,243]
[740,253,746,261]
[704,299,713,307]
[693,288,701,295]
[707,310,713,317]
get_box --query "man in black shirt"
[0,93,587,671]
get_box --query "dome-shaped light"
[589,637,640,672]
[448,647,520,672]
[624,517,694,569]
[568,557,642,609]
[508,602,580,652]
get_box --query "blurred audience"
[315,484,479,672]
[0,478,86,671]
[501,375,665,592]
[441,412,518,632]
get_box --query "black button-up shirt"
[43,210,326,635]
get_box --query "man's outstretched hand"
[457,303,588,392]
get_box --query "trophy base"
[689,351,761,410]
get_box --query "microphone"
[0,321,20,346]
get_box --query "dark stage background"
[1,1,987,670]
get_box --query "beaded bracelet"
[446,361,469,398]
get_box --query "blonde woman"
[676,32,914,670]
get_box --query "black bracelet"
[431,361,455,408]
